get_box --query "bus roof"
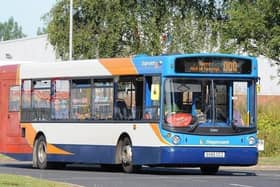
[0,53,258,80]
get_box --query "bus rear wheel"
[200,165,219,175]
[34,135,48,169]
[118,137,141,173]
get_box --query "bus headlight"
[248,136,257,145]
[172,135,181,145]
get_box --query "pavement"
[222,164,280,171]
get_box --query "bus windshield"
[163,78,256,134]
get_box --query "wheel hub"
[38,142,46,163]
[121,145,132,164]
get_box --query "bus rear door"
[0,65,32,156]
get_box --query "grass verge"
[258,156,280,165]
[0,174,72,187]
[0,154,13,161]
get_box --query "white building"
[0,34,57,62]
[257,56,280,95]
[0,35,279,95]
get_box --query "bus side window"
[31,80,51,121]
[70,79,91,120]
[115,77,135,120]
[143,76,160,120]
[9,86,20,112]
[51,80,70,120]
[115,76,144,120]
[21,80,32,121]
[92,79,113,120]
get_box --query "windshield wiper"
[188,116,204,132]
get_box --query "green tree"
[221,0,280,62]
[37,27,47,35]
[47,0,226,59]
[0,17,26,41]
[47,0,130,59]
[46,0,280,61]
[168,0,226,53]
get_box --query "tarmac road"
[0,161,280,187]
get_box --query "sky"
[0,0,57,37]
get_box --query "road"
[0,161,280,187]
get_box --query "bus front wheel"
[118,136,140,173]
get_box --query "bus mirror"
[151,84,160,101]
[257,77,261,94]
[245,111,250,126]
[256,84,261,94]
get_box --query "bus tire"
[118,136,140,173]
[32,138,38,168]
[200,165,219,175]
[35,135,48,169]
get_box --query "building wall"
[257,56,280,96]
[0,34,57,62]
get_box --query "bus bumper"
[134,146,258,166]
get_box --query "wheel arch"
[33,131,46,147]
[116,132,132,145]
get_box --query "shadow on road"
[0,161,256,176]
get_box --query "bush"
[257,112,280,157]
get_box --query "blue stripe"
[5,145,258,166]
[5,153,32,161]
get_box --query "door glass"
[9,86,20,112]
[233,81,248,126]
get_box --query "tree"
[168,0,229,53]
[46,0,130,59]
[37,27,47,35]
[221,0,280,62]
[0,17,26,41]
[46,0,227,59]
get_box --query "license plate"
[204,152,225,158]
[258,139,264,151]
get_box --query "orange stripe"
[16,64,20,85]
[21,123,72,155]
[99,58,138,75]
[150,123,170,145]
[47,144,72,155]
[21,123,36,146]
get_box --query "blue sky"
[0,0,57,37]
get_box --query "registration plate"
[204,152,225,158]
[258,139,264,151]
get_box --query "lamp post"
[69,0,73,61]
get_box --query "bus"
[0,53,259,174]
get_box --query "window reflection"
[92,79,113,120]
[51,80,70,120]
[71,79,91,120]
[9,86,20,112]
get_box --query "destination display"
[175,57,252,74]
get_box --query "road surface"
[0,162,279,187]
